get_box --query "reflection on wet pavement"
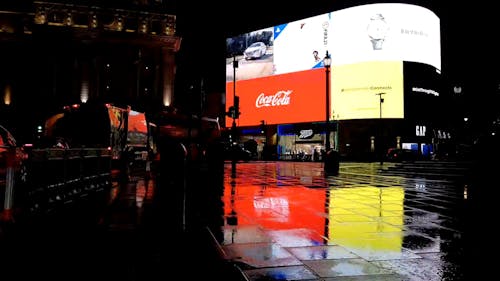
[0,172,233,281]
[217,162,469,280]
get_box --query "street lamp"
[376,92,386,165]
[231,55,238,179]
[323,51,339,175]
[324,51,332,152]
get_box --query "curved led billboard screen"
[225,3,440,125]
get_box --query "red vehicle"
[0,124,25,174]
[0,125,16,169]
[1,124,27,221]
[386,147,417,162]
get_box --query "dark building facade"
[0,0,180,144]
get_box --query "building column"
[160,47,175,107]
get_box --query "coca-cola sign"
[255,90,292,108]
[225,68,325,126]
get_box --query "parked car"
[244,42,267,60]
[223,143,252,162]
[386,148,417,162]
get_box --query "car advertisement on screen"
[226,27,274,82]
[332,61,404,120]
[226,68,326,126]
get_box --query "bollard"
[324,149,340,176]
[157,138,188,233]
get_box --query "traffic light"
[234,96,240,119]
[260,120,266,134]
[226,106,235,118]
[226,96,241,119]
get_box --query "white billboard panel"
[330,3,441,70]
[273,13,332,75]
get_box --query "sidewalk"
[0,160,486,280]
[214,161,471,280]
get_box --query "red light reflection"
[223,163,328,244]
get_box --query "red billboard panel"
[226,68,327,126]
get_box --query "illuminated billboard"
[226,68,327,126]
[225,3,440,125]
[332,61,404,120]
[330,3,441,70]
[273,13,332,75]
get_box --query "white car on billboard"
[244,42,267,60]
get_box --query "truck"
[1,102,155,222]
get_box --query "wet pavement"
[0,161,495,280]
[0,169,239,281]
[215,161,490,281]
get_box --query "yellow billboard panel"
[332,61,404,120]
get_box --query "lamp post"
[323,51,339,175]
[231,55,238,179]
[376,92,385,165]
[324,51,332,152]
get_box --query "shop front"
[277,123,337,161]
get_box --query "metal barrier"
[17,147,112,217]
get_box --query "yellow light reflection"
[329,186,404,251]
[163,84,172,107]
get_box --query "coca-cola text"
[255,90,292,108]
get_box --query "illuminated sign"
[273,13,332,75]
[412,87,439,96]
[416,125,426,136]
[330,3,441,70]
[226,68,326,126]
[298,129,314,139]
[225,3,440,124]
[332,61,404,120]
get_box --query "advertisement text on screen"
[255,90,292,108]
